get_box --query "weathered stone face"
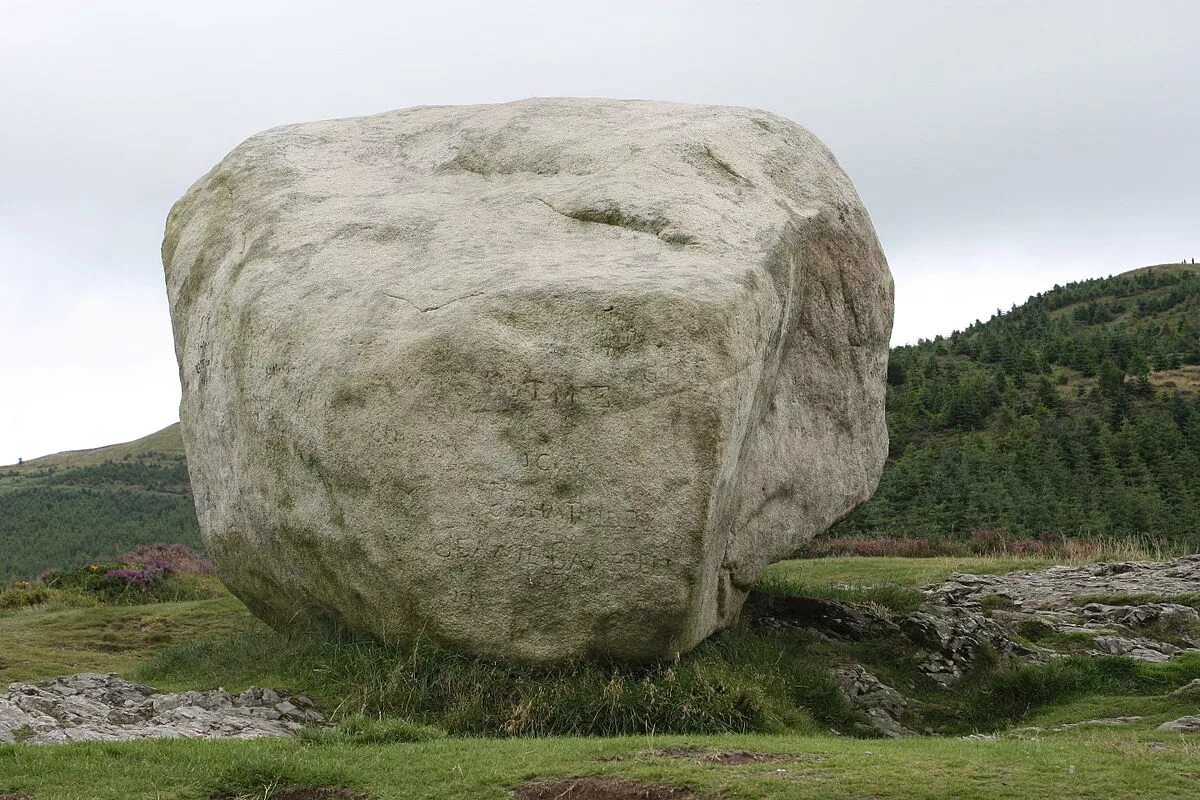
[163,98,893,662]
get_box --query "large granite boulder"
[163,98,893,662]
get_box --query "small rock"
[1169,679,1200,701]
[1158,716,1200,734]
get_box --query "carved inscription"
[472,373,612,411]
[432,534,674,576]
[508,498,651,529]
[597,328,641,357]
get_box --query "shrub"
[29,542,225,606]
[39,559,189,603]
[0,581,51,610]
[105,559,175,590]
[117,543,213,575]
[41,561,137,597]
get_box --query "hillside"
[0,423,200,579]
[4,422,185,471]
[836,263,1200,547]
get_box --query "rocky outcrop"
[748,590,1029,687]
[831,665,914,738]
[0,674,323,744]
[162,98,894,662]
[753,554,1200,707]
[928,555,1200,664]
[927,555,1200,611]
[900,607,1032,686]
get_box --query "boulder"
[163,98,893,662]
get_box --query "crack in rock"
[383,291,484,313]
[532,197,696,245]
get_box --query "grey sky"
[2,0,1197,463]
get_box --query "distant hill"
[5,424,185,472]
[836,263,1200,548]
[4,263,1198,577]
[0,424,199,579]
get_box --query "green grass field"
[4,555,1200,799]
[4,728,1200,800]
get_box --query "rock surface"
[748,589,1030,687]
[831,664,914,738]
[928,555,1200,664]
[927,556,1200,611]
[0,674,323,744]
[752,554,1200,706]
[163,98,894,662]
[1158,715,1200,733]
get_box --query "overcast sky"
[1,1,1197,463]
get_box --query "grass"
[1015,620,1098,654]
[298,715,448,746]
[1075,592,1200,610]
[961,654,1200,729]
[0,422,183,472]
[0,594,252,684]
[753,572,927,614]
[136,623,853,737]
[5,552,1200,797]
[4,729,1200,799]
[1024,693,1199,730]
[759,555,1059,593]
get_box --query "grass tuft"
[137,624,854,738]
[298,715,446,746]
[206,757,360,800]
[962,652,1200,730]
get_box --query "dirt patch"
[646,747,791,766]
[699,750,787,766]
[513,778,697,799]
[272,790,366,800]
[213,788,366,800]
[654,747,707,759]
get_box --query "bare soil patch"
[512,778,698,799]
[648,747,790,765]
[213,788,366,800]
[272,790,366,800]
[652,747,707,759]
[700,750,787,766]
